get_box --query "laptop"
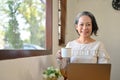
[67,63,111,80]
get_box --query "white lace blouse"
[66,40,110,63]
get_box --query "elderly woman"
[56,11,110,80]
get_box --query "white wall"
[0,0,120,80]
[0,55,54,80]
[65,0,120,80]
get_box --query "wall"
[0,56,54,80]
[0,0,120,80]
[65,0,120,80]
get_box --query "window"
[0,0,52,60]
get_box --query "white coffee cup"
[61,48,71,57]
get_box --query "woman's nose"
[83,25,87,29]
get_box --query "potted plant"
[43,66,62,80]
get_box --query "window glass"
[0,0,46,50]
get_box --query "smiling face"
[76,15,92,38]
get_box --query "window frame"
[0,0,52,60]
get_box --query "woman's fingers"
[56,50,63,59]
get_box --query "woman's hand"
[56,50,63,60]
[56,50,67,80]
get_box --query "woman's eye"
[86,24,91,26]
[80,24,84,26]
[78,23,91,27]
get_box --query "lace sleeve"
[98,42,110,63]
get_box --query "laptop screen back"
[67,63,111,80]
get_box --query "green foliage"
[1,0,45,49]
[43,66,62,79]
[18,0,45,47]
[5,0,23,49]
